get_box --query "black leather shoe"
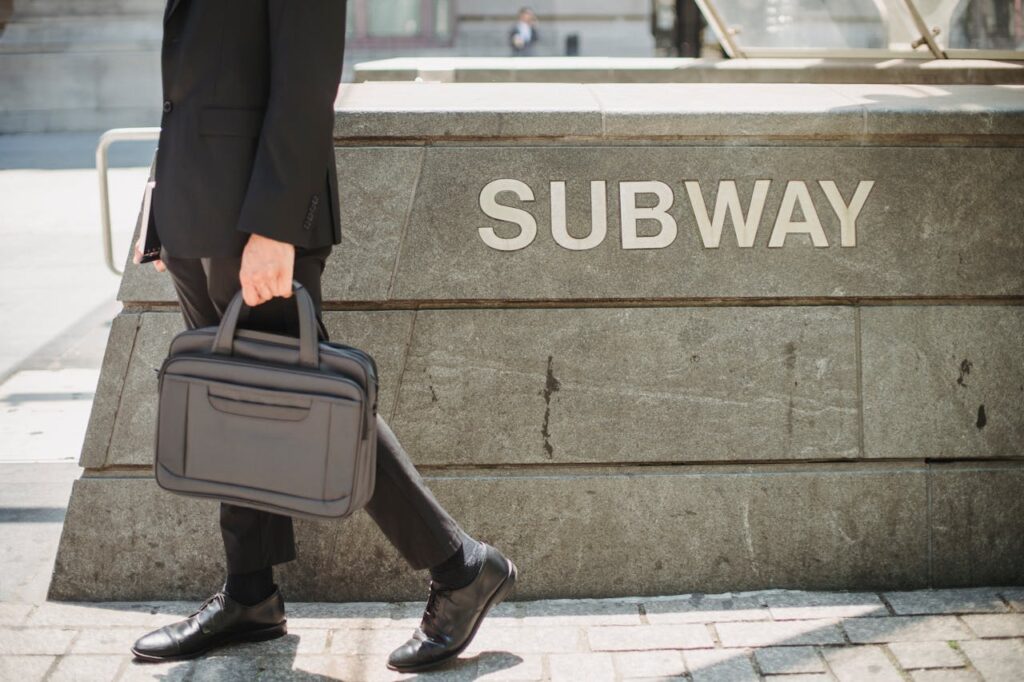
[387,542,518,672]
[131,584,287,662]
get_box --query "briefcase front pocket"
[161,376,363,502]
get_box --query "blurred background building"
[0,0,1021,132]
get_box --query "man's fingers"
[153,259,166,272]
[275,269,293,298]
[241,281,262,307]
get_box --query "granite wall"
[50,83,1024,601]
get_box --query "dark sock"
[224,566,274,606]
[429,531,486,590]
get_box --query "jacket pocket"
[198,106,265,137]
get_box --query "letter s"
[478,179,537,251]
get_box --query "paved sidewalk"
[2,586,1023,681]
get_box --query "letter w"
[685,180,771,248]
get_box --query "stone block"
[321,147,425,303]
[0,626,76,654]
[961,614,1024,638]
[386,146,1024,302]
[643,594,769,624]
[908,671,980,682]
[1002,588,1024,611]
[548,653,616,682]
[0,655,57,680]
[48,463,929,601]
[715,619,844,647]
[883,588,1009,615]
[820,645,903,682]
[48,654,125,682]
[862,307,1024,460]
[928,463,1024,586]
[391,307,857,465]
[514,598,642,626]
[754,646,825,674]
[612,650,688,679]
[334,83,604,141]
[843,616,972,643]
[763,590,887,620]
[79,313,139,468]
[683,649,758,682]
[94,310,414,467]
[887,641,965,669]
[585,623,713,650]
[118,658,194,681]
[957,639,1024,682]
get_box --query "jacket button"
[163,99,173,113]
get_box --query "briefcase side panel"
[156,377,188,477]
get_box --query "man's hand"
[133,236,165,272]
[239,232,295,307]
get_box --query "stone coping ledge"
[333,83,1024,141]
[354,56,1024,85]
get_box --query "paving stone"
[884,588,1009,615]
[765,675,831,681]
[1000,588,1024,611]
[326,627,411,655]
[0,626,76,654]
[48,654,125,681]
[684,648,759,682]
[190,654,265,681]
[25,601,169,628]
[0,603,32,626]
[475,651,546,680]
[69,626,143,654]
[843,616,973,643]
[254,655,341,679]
[463,624,585,655]
[716,619,845,647]
[961,613,1024,638]
[611,649,687,678]
[909,670,982,682]
[763,591,887,620]
[279,601,395,629]
[958,639,1024,682]
[887,640,965,669]
[514,598,642,626]
[753,645,825,673]
[643,595,770,624]
[820,645,903,681]
[117,658,195,681]
[0,654,55,680]
[224,629,329,656]
[548,652,615,682]
[586,623,714,651]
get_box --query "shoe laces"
[188,591,225,619]
[421,580,450,633]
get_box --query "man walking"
[129,1,517,672]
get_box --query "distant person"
[510,7,539,56]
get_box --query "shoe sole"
[387,557,519,673]
[130,620,287,662]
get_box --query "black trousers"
[159,243,465,574]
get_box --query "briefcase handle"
[212,280,320,368]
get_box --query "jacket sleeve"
[235,0,347,245]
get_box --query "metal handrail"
[96,127,160,276]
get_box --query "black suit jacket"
[149,0,346,258]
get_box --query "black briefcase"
[153,281,378,520]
